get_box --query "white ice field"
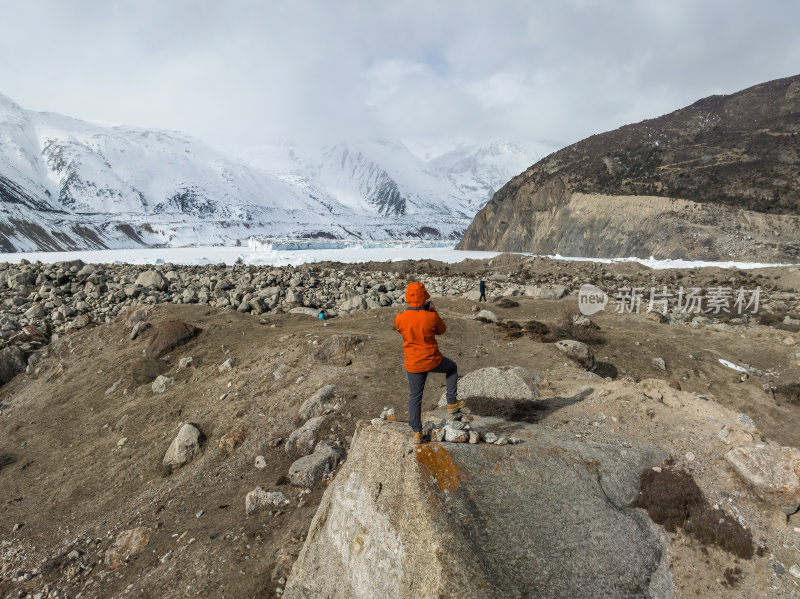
[0,239,795,270]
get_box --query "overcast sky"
[1,0,799,157]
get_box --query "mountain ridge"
[458,73,800,261]
[0,93,550,252]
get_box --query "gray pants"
[407,356,458,432]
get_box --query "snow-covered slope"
[0,92,553,251]
[428,141,554,213]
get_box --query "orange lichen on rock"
[104,526,151,569]
[414,444,462,492]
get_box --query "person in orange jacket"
[394,281,463,443]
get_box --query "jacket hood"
[405,282,430,307]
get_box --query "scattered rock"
[0,346,25,385]
[309,334,363,366]
[380,407,396,421]
[297,384,339,422]
[285,416,327,460]
[473,309,498,322]
[524,284,568,300]
[288,443,345,487]
[218,426,248,454]
[135,270,169,291]
[218,357,236,372]
[554,340,596,371]
[151,374,174,394]
[726,444,800,514]
[790,564,800,579]
[245,488,288,515]
[163,423,203,472]
[178,356,193,369]
[104,527,151,569]
[255,455,267,470]
[652,357,667,371]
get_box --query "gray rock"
[290,307,322,317]
[218,357,236,372]
[245,488,288,514]
[285,289,303,305]
[439,366,540,407]
[309,334,363,366]
[163,423,202,472]
[288,443,345,487]
[135,270,168,291]
[555,340,596,371]
[737,413,757,430]
[0,346,26,385]
[339,295,367,312]
[151,375,174,393]
[443,425,469,443]
[727,444,800,514]
[524,284,568,300]
[285,416,327,460]
[652,357,667,371]
[24,303,46,319]
[297,385,339,422]
[473,309,498,322]
[178,356,193,369]
[283,421,671,599]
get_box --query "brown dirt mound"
[145,321,200,359]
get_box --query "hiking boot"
[447,400,465,414]
[412,432,424,444]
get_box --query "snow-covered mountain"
[0,92,554,252]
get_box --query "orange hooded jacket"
[394,282,446,373]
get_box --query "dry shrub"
[630,466,754,560]
[523,320,550,341]
[757,311,786,326]
[496,320,524,339]
[465,396,545,423]
[546,310,606,345]
[776,383,800,405]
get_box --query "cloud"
[0,0,798,153]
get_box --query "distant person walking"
[479,279,487,302]
[394,282,463,444]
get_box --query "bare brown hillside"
[1,258,800,597]
[458,74,800,261]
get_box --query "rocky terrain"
[458,74,800,261]
[0,253,799,598]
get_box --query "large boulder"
[135,270,169,291]
[163,423,203,472]
[726,444,800,515]
[0,346,26,385]
[309,335,363,366]
[439,366,540,407]
[284,420,671,598]
[145,321,199,359]
[285,416,328,460]
[288,443,345,487]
